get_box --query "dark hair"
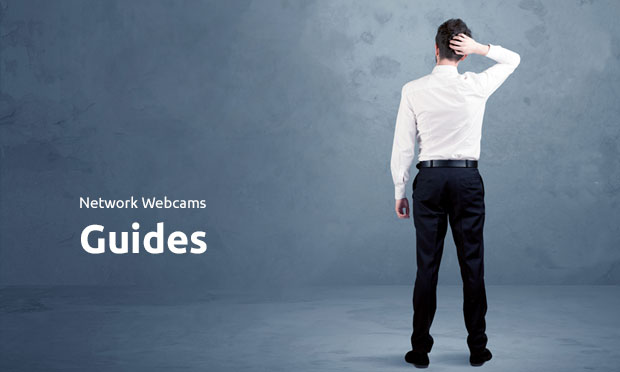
[435,18,472,62]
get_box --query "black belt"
[416,160,478,169]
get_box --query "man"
[390,19,520,368]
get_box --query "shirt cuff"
[395,184,406,200]
[485,44,499,59]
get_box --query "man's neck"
[436,59,459,67]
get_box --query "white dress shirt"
[390,44,521,199]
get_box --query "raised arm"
[450,33,521,97]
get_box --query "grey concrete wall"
[1,0,619,287]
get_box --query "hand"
[395,198,410,219]
[449,33,488,56]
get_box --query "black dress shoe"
[469,348,492,367]
[404,350,429,368]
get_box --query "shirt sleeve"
[390,84,417,200]
[471,44,521,97]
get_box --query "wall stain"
[518,0,548,19]
[370,56,400,78]
[524,24,548,47]
[374,11,392,25]
[360,31,374,45]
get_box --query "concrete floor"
[1,285,619,371]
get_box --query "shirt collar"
[431,64,459,75]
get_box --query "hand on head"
[449,33,478,56]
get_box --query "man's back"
[391,44,520,199]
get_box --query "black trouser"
[410,167,488,354]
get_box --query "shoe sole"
[470,356,492,367]
[404,358,429,368]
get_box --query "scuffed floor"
[1,285,619,371]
